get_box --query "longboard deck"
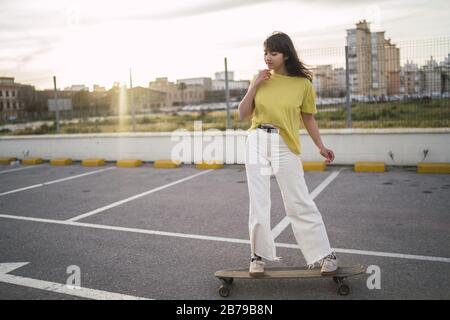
[215,264,365,279]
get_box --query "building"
[176,77,212,91]
[109,84,166,115]
[130,86,167,113]
[93,84,106,92]
[0,77,22,120]
[310,65,346,98]
[176,77,211,105]
[214,71,233,81]
[0,77,36,121]
[91,85,109,116]
[331,67,347,97]
[400,61,423,96]
[64,84,89,92]
[422,56,442,97]
[346,20,400,98]
[420,54,450,97]
[441,53,450,94]
[385,38,401,95]
[211,71,249,91]
[311,65,331,97]
[149,77,206,110]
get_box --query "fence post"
[53,76,60,134]
[345,45,352,128]
[225,57,231,129]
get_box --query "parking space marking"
[0,167,117,197]
[0,262,150,300]
[0,164,47,174]
[1,213,449,263]
[67,169,214,222]
[271,168,345,240]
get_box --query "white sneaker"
[249,260,265,277]
[320,252,339,275]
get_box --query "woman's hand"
[319,146,335,164]
[252,69,271,89]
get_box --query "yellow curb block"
[82,159,105,167]
[50,158,73,166]
[417,162,450,174]
[302,161,327,171]
[0,157,17,165]
[354,162,385,172]
[116,159,142,167]
[22,158,43,165]
[153,160,181,168]
[195,162,224,169]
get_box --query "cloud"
[77,0,278,26]
[1,0,448,89]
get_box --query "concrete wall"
[1,128,449,166]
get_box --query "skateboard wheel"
[337,284,350,296]
[223,277,234,285]
[218,285,230,297]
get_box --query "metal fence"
[0,37,449,135]
[300,37,450,128]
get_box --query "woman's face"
[264,48,286,70]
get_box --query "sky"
[1,0,450,90]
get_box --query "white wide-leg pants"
[245,128,333,265]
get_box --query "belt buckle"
[259,123,278,133]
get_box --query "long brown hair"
[264,31,313,81]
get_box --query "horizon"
[1,0,450,90]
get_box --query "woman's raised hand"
[252,69,272,89]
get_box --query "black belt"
[257,124,279,133]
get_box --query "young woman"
[238,31,338,277]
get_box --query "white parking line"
[0,164,48,174]
[0,262,150,300]
[0,167,117,197]
[1,213,449,263]
[67,169,214,222]
[271,168,344,240]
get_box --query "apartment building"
[400,61,423,95]
[422,54,450,96]
[346,20,400,97]
[0,77,36,121]
[310,65,346,98]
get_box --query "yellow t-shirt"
[248,70,317,155]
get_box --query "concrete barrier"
[116,159,142,167]
[50,158,72,166]
[354,162,386,172]
[22,157,43,165]
[153,160,181,168]
[302,161,327,171]
[82,159,105,167]
[1,128,449,166]
[417,162,450,174]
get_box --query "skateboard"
[214,264,365,297]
